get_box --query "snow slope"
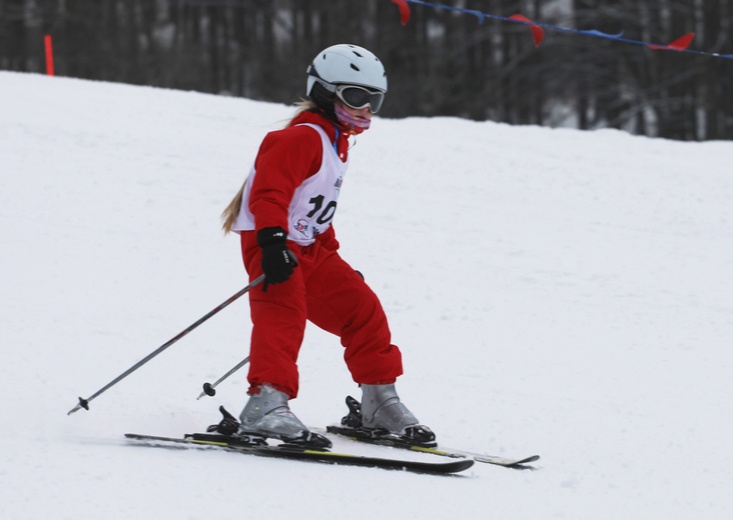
[1,71,732,519]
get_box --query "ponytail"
[220,181,245,234]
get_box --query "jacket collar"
[290,109,350,159]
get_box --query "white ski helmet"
[306,44,388,106]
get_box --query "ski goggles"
[335,85,385,114]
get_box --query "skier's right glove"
[257,227,297,291]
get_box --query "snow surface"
[1,71,732,519]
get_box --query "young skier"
[220,44,435,448]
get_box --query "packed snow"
[1,71,732,519]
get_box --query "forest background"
[1,0,732,141]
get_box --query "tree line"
[1,0,732,141]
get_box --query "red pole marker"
[44,34,55,76]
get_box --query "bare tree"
[1,0,731,141]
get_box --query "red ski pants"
[240,231,403,399]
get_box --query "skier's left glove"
[257,226,298,291]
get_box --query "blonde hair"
[220,181,246,234]
[220,101,319,234]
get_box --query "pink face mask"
[335,103,371,134]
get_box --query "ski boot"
[237,384,332,449]
[331,384,436,447]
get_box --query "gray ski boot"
[360,384,436,445]
[238,384,331,448]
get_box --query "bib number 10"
[307,195,337,225]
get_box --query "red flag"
[391,0,411,26]
[509,14,544,47]
[648,33,695,51]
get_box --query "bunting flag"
[391,0,411,26]
[509,14,544,48]
[387,0,732,61]
[647,33,695,52]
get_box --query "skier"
[220,44,435,448]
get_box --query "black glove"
[258,227,297,291]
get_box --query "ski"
[326,396,539,469]
[325,425,539,468]
[124,433,474,475]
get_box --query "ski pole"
[67,274,265,415]
[197,356,250,400]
